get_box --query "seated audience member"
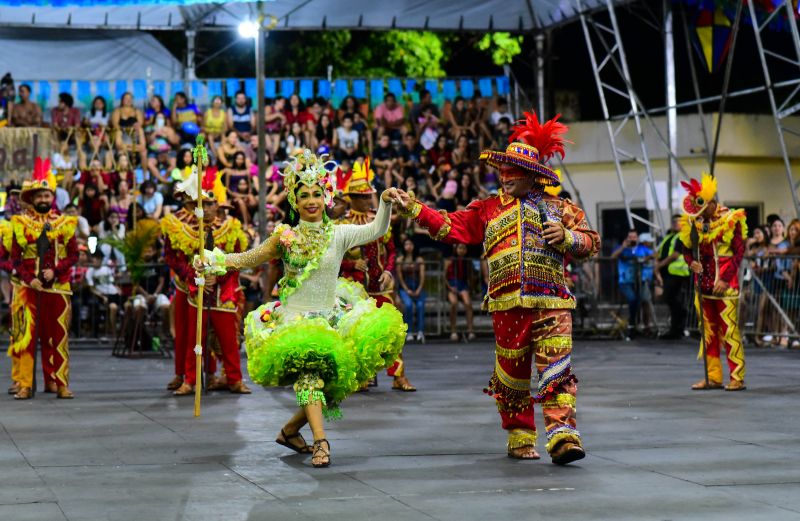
[80,183,109,232]
[51,92,81,140]
[202,95,228,151]
[410,89,440,131]
[216,129,245,170]
[111,92,147,164]
[97,210,126,269]
[0,73,14,128]
[429,135,452,168]
[85,95,110,128]
[374,93,407,141]
[492,117,513,149]
[451,134,472,167]
[333,113,360,161]
[110,179,134,225]
[444,243,476,342]
[397,238,427,344]
[352,111,373,153]
[64,204,91,240]
[417,104,440,150]
[86,251,121,335]
[225,151,257,226]
[137,180,164,220]
[128,244,171,339]
[314,113,335,149]
[400,133,424,174]
[171,92,201,146]
[446,96,475,140]
[285,121,307,155]
[337,95,361,123]
[490,97,515,127]
[11,84,42,127]
[263,96,286,156]
[227,91,255,142]
[372,133,401,188]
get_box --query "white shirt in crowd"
[86,265,119,296]
[336,127,359,150]
[490,110,515,126]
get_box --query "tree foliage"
[476,32,524,66]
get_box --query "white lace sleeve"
[337,198,393,252]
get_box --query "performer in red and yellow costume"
[679,174,747,391]
[161,170,201,392]
[9,158,77,400]
[338,160,415,391]
[0,219,20,395]
[165,169,251,396]
[391,112,599,463]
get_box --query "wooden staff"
[192,136,209,417]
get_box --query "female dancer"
[198,149,405,467]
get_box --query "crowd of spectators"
[1,78,519,342]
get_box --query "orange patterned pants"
[486,308,581,454]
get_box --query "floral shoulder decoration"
[273,221,334,302]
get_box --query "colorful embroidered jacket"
[10,210,78,294]
[162,213,248,312]
[338,210,396,296]
[405,190,599,312]
[679,206,746,297]
[0,220,14,273]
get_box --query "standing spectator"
[396,238,427,343]
[64,203,91,239]
[611,229,652,334]
[333,113,360,161]
[10,84,42,127]
[137,180,164,220]
[374,93,407,141]
[86,252,121,336]
[656,214,690,340]
[227,91,254,142]
[638,233,657,335]
[85,95,110,128]
[0,73,14,128]
[373,133,401,188]
[746,225,772,346]
[445,243,476,342]
[202,95,228,151]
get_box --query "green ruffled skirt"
[244,278,406,418]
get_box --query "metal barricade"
[739,254,799,346]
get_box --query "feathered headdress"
[479,110,570,186]
[281,148,338,210]
[344,157,376,195]
[201,168,227,205]
[21,157,58,204]
[681,173,717,217]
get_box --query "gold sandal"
[392,376,417,392]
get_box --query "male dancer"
[679,175,747,391]
[10,158,78,399]
[391,112,599,463]
[168,170,251,395]
[339,159,415,391]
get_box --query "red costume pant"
[13,287,71,389]
[698,296,745,383]
[172,290,190,377]
[184,305,242,386]
[373,294,405,377]
[486,307,581,454]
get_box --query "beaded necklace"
[276,219,334,301]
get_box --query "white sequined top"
[225,199,392,318]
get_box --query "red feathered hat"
[479,110,571,186]
[21,157,58,204]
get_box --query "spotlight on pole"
[238,20,259,39]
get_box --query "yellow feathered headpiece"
[681,173,717,217]
[21,157,57,204]
[344,157,376,195]
[544,169,563,197]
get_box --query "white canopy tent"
[0,0,609,31]
[0,28,182,80]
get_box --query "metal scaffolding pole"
[748,0,800,217]
[664,0,677,213]
[576,0,666,232]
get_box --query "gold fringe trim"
[495,344,528,360]
[508,429,538,450]
[545,432,582,454]
[535,336,572,349]
[541,393,576,409]
[486,294,576,312]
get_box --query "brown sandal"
[392,376,417,392]
[507,445,541,460]
[276,429,311,454]
[312,439,331,468]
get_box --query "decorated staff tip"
[193,135,209,168]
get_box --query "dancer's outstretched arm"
[338,190,395,251]
[213,233,281,271]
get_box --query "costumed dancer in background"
[196,149,406,467]
[165,169,252,396]
[389,112,599,464]
[338,159,415,391]
[9,158,78,400]
[0,219,19,395]
[679,175,747,391]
